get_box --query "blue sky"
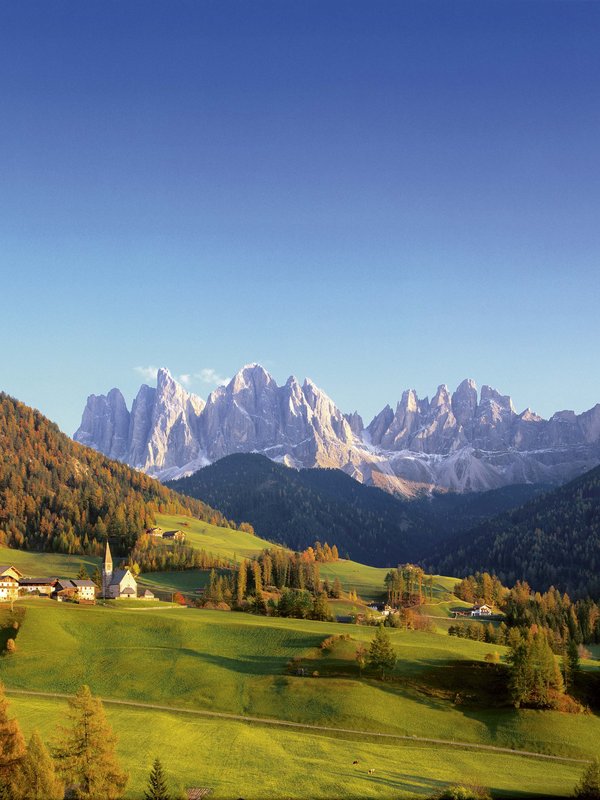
[1,0,599,434]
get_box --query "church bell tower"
[102,541,113,598]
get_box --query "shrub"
[574,757,600,799]
[484,652,500,663]
[431,783,491,800]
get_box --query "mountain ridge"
[74,364,600,495]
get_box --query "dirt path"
[6,687,589,765]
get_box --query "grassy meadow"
[1,515,598,797]
[9,693,584,800]
[1,599,599,798]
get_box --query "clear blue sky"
[1,0,599,434]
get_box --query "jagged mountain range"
[74,364,600,495]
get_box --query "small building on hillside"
[163,529,186,543]
[72,580,96,602]
[470,604,492,617]
[52,579,96,602]
[102,542,138,599]
[19,577,56,596]
[0,566,23,602]
[140,588,155,600]
[146,527,164,538]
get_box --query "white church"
[102,541,138,599]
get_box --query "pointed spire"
[104,540,113,571]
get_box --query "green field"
[0,545,100,577]
[1,599,598,798]
[155,513,282,562]
[1,518,598,798]
[8,694,583,800]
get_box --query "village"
[0,541,156,604]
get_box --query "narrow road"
[5,687,590,765]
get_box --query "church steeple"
[102,541,113,598]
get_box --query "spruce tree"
[0,681,26,794]
[92,567,103,590]
[54,685,128,799]
[236,560,248,606]
[21,730,64,800]
[574,757,600,799]
[144,757,170,800]
[76,564,90,580]
[368,625,397,679]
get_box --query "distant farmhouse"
[53,578,96,603]
[102,542,138,599]
[146,526,186,543]
[19,577,55,596]
[0,566,23,602]
[470,604,493,617]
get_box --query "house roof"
[142,589,154,596]
[0,565,23,577]
[110,568,135,585]
[19,577,56,585]
[121,587,136,596]
[55,579,76,590]
[72,580,96,588]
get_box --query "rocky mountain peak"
[75,366,600,494]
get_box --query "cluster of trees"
[454,572,505,606]
[507,627,565,708]
[243,549,324,594]
[428,463,600,600]
[274,588,331,621]
[385,564,435,607]
[200,546,339,621]
[0,394,244,556]
[306,541,339,562]
[130,537,232,574]
[0,682,126,799]
[448,621,502,643]
[454,571,600,648]
[502,581,600,647]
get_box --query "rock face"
[74,365,600,495]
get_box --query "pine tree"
[368,625,397,679]
[568,637,580,677]
[311,592,331,621]
[76,564,90,580]
[574,757,600,799]
[21,730,64,800]
[92,567,103,590]
[144,757,170,800]
[331,577,342,599]
[0,681,26,794]
[54,685,128,799]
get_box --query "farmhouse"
[53,579,96,602]
[102,542,138,599]
[140,588,155,600]
[470,604,493,617]
[19,577,55,596]
[0,566,23,602]
[163,529,186,543]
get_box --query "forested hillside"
[167,453,543,566]
[0,393,238,555]
[427,464,600,598]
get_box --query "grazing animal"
[352,760,359,765]
[368,769,375,775]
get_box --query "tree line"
[453,570,600,647]
[385,564,435,607]
[0,393,253,557]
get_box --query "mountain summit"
[74,365,600,494]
